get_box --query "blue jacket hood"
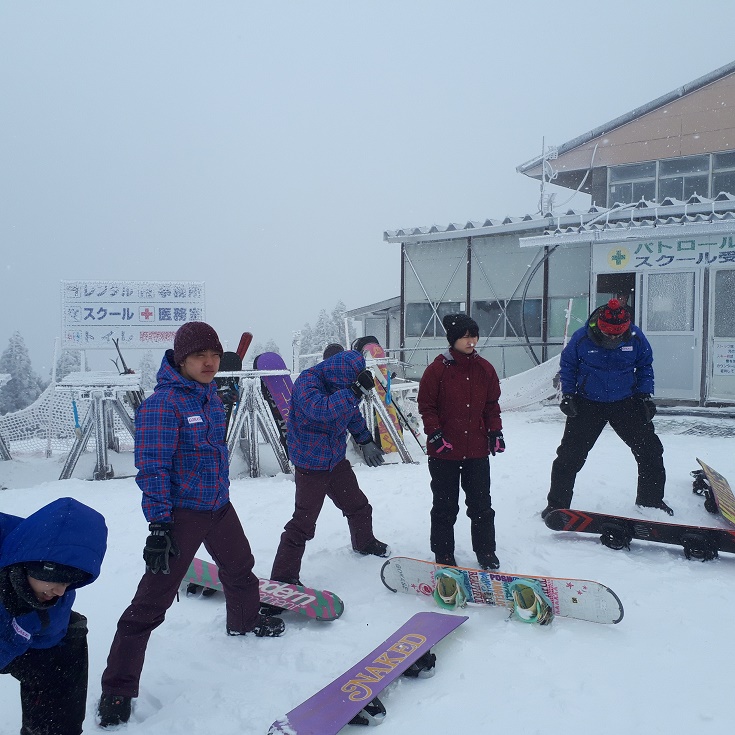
[155,350,217,399]
[310,350,365,392]
[0,497,108,589]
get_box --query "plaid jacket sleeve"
[135,393,179,522]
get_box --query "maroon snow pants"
[101,502,260,698]
[270,459,375,583]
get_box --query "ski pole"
[371,371,426,454]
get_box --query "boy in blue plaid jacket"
[98,322,284,728]
[269,349,390,587]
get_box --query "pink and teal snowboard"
[183,557,343,621]
[381,556,623,624]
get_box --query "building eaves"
[518,193,735,247]
[384,194,735,246]
[516,59,735,175]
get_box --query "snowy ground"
[1,406,734,735]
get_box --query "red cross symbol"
[140,307,154,320]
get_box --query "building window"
[714,269,735,337]
[608,162,656,206]
[405,302,465,337]
[713,151,735,197]
[472,299,542,339]
[658,155,709,201]
[548,297,589,339]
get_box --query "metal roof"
[384,193,735,246]
[516,59,735,175]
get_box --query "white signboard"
[713,342,735,376]
[61,280,205,350]
[593,235,735,272]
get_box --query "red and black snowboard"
[544,508,735,561]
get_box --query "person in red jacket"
[417,314,504,570]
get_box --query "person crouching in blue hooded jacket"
[0,497,108,735]
[268,349,390,590]
[541,299,672,519]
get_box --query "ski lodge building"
[353,60,735,406]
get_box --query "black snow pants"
[547,396,666,509]
[428,456,496,558]
[2,610,88,735]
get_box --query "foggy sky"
[2,1,734,373]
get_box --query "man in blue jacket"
[98,322,284,728]
[269,349,389,588]
[0,497,108,735]
[541,299,672,518]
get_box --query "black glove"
[559,394,578,418]
[637,393,657,423]
[143,522,179,575]
[487,431,505,456]
[349,370,375,400]
[360,440,385,467]
[427,429,453,454]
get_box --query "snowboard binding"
[691,469,719,514]
[599,522,634,551]
[508,579,554,625]
[402,650,436,679]
[348,697,386,726]
[681,532,718,561]
[432,568,468,610]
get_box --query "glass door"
[707,268,735,402]
[640,270,702,401]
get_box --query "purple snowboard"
[267,611,467,734]
[253,352,293,455]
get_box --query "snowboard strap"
[348,697,386,726]
[508,579,554,625]
[691,469,719,514]
[432,568,468,610]
[600,522,634,551]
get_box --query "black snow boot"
[98,693,132,728]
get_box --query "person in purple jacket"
[268,349,389,590]
[98,322,284,729]
[0,497,107,735]
[541,299,671,519]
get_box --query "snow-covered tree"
[54,350,82,382]
[296,301,350,369]
[137,351,158,391]
[0,332,46,414]
[264,339,281,355]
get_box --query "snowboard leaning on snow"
[693,457,735,527]
[381,556,623,624]
[183,557,344,621]
[267,611,467,735]
[544,507,735,561]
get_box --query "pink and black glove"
[427,430,453,454]
[487,431,505,456]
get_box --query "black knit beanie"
[443,313,479,346]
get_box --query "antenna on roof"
[538,137,558,215]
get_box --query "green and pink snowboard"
[183,557,344,621]
[381,556,623,624]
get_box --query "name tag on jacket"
[187,415,204,425]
